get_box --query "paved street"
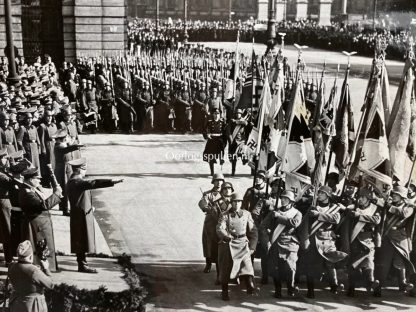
[79,46,414,311]
[81,134,415,312]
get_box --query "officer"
[16,112,41,174]
[0,112,18,154]
[8,240,53,312]
[37,110,57,187]
[18,167,62,272]
[374,185,415,296]
[66,158,123,273]
[342,187,381,297]
[260,190,302,298]
[216,192,258,301]
[198,173,224,275]
[299,185,347,298]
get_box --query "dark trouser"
[273,258,296,293]
[349,267,374,289]
[10,210,23,257]
[76,253,87,266]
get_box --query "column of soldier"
[0,54,123,274]
[198,44,416,301]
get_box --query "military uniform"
[341,190,381,297]
[192,87,207,133]
[202,114,226,175]
[99,89,118,132]
[0,168,13,263]
[66,158,118,272]
[17,123,41,174]
[216,192,258,300]
[260,191,302,297]
[37,120,57,186]
[18,174,61,272]
[299,190,348,298]
[375,186,415,295]
[137,87,154,132]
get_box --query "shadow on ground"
[134,260,415,311]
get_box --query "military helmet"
[280,190,295,202]
[318,185,332,197]
[211,172,225,184]
[391,185,408,199]
[231,192,243,202]
[221,182,234,192]
[358,188,373,199]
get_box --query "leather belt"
[48,139,55,142]
[27,140,36,143]
[6,142,13,145]
[233,234,246,239]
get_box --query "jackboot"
[397,268,414,292]
[221,283,229,301]
[261,256,268,284]
[209,163,214,176]
[273,278,282,298]
[246,275,255,295]
[287,269,298,297]
[306,276,315,298]
[203,258,212,273]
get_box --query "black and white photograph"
[0,0,415,311]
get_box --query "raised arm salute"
[66,157,123,273]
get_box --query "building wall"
[128,0,257,21]
[0,0,23,57]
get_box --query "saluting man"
[66,158,123,273]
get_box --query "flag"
[237,51,262,110]
[350,62,392,187]
[387,58,416,185]
[332,67,355,173]
[281,74,315,187]
[312,78,337,188]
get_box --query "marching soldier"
[216,192,258,301]
[341,188,381,297]
[66,158,123,273]
[242,170,269,281]
[198,173,224,275]
[260,190,302,298]
[374,185,415,296]
[299,185,348,298]
[202,108,226,176]
[226,109,248,176]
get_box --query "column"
[257,0,268,21]
[63,0,126,61]
[295,0,308,20]
[275,0,286,22]
[318,0,332,26]
[0,0,23,57]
